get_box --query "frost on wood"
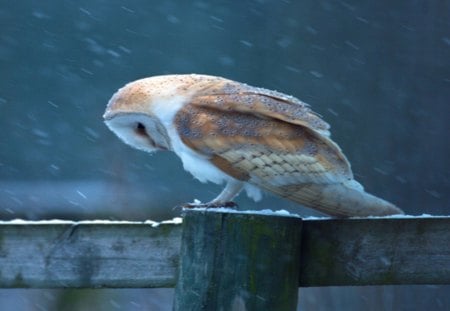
[188,207,302,218]
[0,218,183,225]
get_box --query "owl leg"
[209,180,243,204]
[182,180,243,208]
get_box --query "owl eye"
[135,122,147,136]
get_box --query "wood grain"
[300,217,450,286]
[173,210,303,311]
[0,221,181,288]
[0,214,448,288]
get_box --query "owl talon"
[212,201,238,208]
[181,201,238,209]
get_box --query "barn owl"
[103,74,403,217]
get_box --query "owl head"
[103,74,233,153]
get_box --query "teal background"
[0,1,449,310]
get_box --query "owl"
[103,74,403,217]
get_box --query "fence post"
[173,210,303,311]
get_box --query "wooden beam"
[173,210,303,311]
[0,214,449,288]
[0,220,182,288]
[299,217,450,286]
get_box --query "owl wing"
[192,79,332,137]
[174,89,365,215]
[174,86,403,217]
[182,81,352,182]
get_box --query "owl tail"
[279,180,404,217]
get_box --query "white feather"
[244,183,262,201]
[151,96,237,186]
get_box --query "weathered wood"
[0,220,181,288]
[299,217,450,286]
[173,210,303,311]
[0,215,449,288]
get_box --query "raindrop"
[395,175,407,184]
[327,108,339,116]
[356,16,369,24]
[373,167,388,175]
[50,164,60,171]
[109,299,121,309]
[240,40,253,48]
[167,15,180,24]
[81,68,93,75]
[79,7,92,16]
[84,127,100,139]
[310,71,323,78]
[305,26,318,35]
[285,66,301,73]
[77,190,87,199]
[345,40,360,50]
[107,49,121,58]
[442,37,450,46]
[277,36,292,48]
[32,11,50,19]
[32,129,49,139]
[121,6,135,13]
[210,16,223,23]
[85,38,105,55]
[119,45,131,54]
[218,55,235,66]
[48,100,59,108]
[425,189,441,199]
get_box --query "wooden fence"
[0,210,449,310]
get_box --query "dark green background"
[0,1,449,310]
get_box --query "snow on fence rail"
[0,210,449,310]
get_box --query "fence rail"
[0,212,448,289]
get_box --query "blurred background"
[1,0,449,310]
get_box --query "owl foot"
[181,201,238,209]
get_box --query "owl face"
[104,112,170,153]
[103,78,178,153]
